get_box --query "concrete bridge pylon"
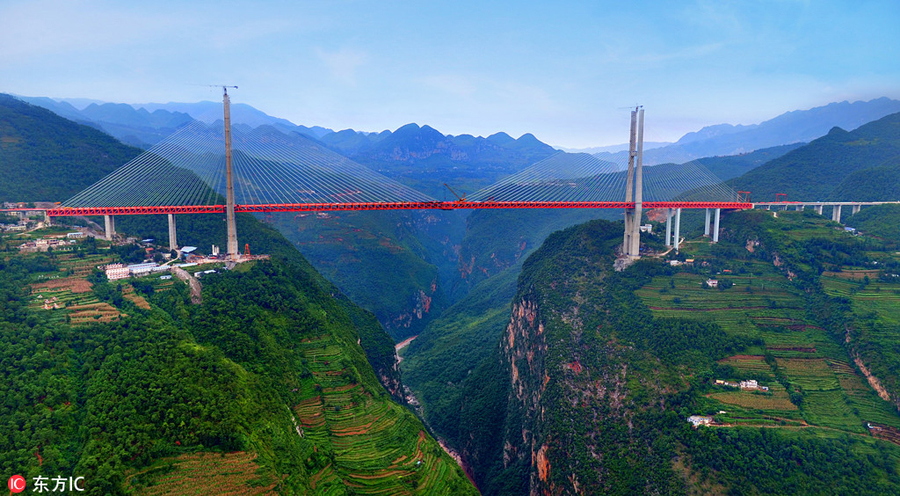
[622,107,644,261]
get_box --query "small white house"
[105,263,130,280]
[706,278,719,288]
[687,415,713,427]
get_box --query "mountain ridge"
[596,98,900,165]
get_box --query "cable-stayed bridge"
[49,119,745,215]
[44,97,748,261]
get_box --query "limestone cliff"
[491,219,684,495]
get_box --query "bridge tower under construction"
[622,106,644,261]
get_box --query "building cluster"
[714,379,769,391]
[104,262,170,280]
[668,258,695,267]
[18,236,80,252]
[1,207,50,232]
[687,415,713,427]
[38,295,63,310]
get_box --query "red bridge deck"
[46,201,753,216]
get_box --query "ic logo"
[8,475,26,493]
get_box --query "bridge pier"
[665,209,673,247]
[704,209,711,236]
[713,208,720,243]
[832,205,842,222]
[673,208,682,252]
[852,204,861,215]
[104,215,116,241]
[796,205,803,211]
[815,205,823,215]
[168,214,178,250]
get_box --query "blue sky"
[1,0,898,148]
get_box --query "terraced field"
[123,451,277,495]
[56,253,114,277]
[295,335,469,494]
[822,276,900,327]
[122,283,151,309]
[639,245,900,435]
[29,276,122,325]
[636,261,833,358]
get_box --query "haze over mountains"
[18,94,900,177]
[595,98,900,165]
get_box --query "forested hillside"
[0,94,142,201]
[0,217,475,494]
[429,210,900,495]
[267,209,459,341]
[0,99,474,493]
[733,111,900,202]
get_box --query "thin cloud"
[315,47,367,86]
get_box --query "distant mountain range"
[15,96,334,148]
[0,94,141,202]
[15,93,900,203]
[558,142,671,154]
[15,96,557,185]
[733,110,900,201]
[596,98,900,165]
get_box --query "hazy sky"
[1,0,898,148]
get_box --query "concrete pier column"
[852,204,861,215]
[665,209,673,247]
[832,205,842,222]
[796,205,803,211]
[815,205,823,215]
[168,214,178,250]
[673,208,682,252]
[104,215,116,241]
[43,210,51,227]
[713,208,721,243]
[704,208,711,236]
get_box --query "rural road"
[171,266,202,305]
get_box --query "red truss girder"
[48,201,753,216]
[642,202,752,209]
[48,205,225,216]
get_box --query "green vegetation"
[266,209,452,341]
[831,156,900,202]
[733,111,900,202]
[428,209,900,495]
[0,216,475,494]
[696,142,806,181]
[848,203,900,246]
[0,94,142,202]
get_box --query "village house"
[105,263,130,280]
[706,278,718,288]
[687,415,713,427]
[739,380,767,391]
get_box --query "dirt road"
[171,267,202,305]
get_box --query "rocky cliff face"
[501,298,547,490]
[488,219,684,495]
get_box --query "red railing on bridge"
[46,201,754,217]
